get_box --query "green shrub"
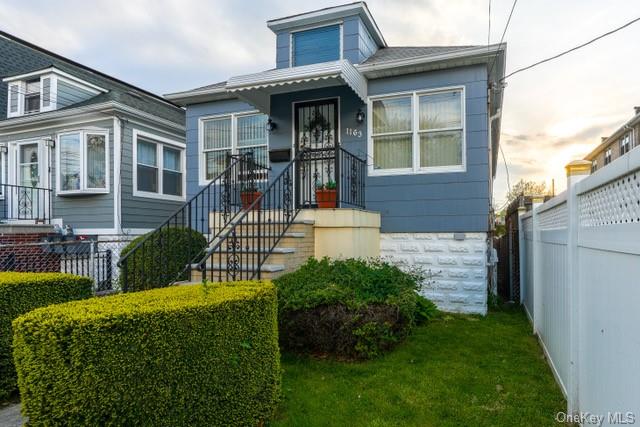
[274,258,435,359]
[0,272,92,400]
[13,281,280,426]
[119,227,208,291]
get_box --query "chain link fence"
[0,236,133,293]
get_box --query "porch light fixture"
[0,144,7,154]
[266,118,277,132]
[43,138,55,148]
[356,109,365,123]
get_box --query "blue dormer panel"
[292,25,340,67]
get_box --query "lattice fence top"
[579,170,640,227]
[538,202,568,230]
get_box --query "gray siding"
[56,80,94,108]
[185,99,256,198]
[120,120,185,230]
[343,15,378,64]
[276,31,290,69]
[0,118,115,230]
[367,65,490,233]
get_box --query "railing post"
[335,144,340,207]
[531,195,544,335]
[565,159,591,416]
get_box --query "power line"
[503,15,640,81]
[500,143,511,194]
[488,0,518,76]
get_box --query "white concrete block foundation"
[380,232,488,315]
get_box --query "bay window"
[199,112,269,184]
[134,130,185,201]
[370,87,465,175]
[57,130,108,194]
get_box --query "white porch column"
[565,159,591,415]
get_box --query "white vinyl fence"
[519,154,640,424]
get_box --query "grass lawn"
[272,307,566,427]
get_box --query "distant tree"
[505,179,548,205]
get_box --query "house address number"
[345,128,363,138]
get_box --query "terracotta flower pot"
[315,189,337,209]
[241,191,262,210]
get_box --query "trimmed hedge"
[13,281,280,426]
[119,227,208,291]
[0,272,92,400]
[274,258,438,359]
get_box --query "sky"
[1,0,639,207]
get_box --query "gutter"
[0,101,185,132]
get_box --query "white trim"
[197,110,269,186]
[0,151,5,200]
[72,227,152,236]
[3,67,107,93]
[0,101,185,133]
[55,128,110,196]
[7,82,24,118]
[132,128,186,202]
[367,85,466,177]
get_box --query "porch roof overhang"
[225,60,367,114]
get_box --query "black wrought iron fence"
[0,183,52,223]
[296,146,366,209]
[117,153,266,292]
[0,238,128,292]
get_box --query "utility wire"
[503,15,640,81]
[488,0,518,76]
[499,143,511,194]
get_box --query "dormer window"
[24,79,41,114]
[4,67,106,118]
[292,24,341,67]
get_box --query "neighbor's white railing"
[519,152,640,424]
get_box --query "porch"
[0,183,52,224]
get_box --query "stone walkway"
[0,403,23,427]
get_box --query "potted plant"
[240,183,262,210]
[315,181,337,209]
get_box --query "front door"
[8,141,49,221]
[294,98,339,207]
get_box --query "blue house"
[162,2,505,314]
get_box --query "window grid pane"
[419,91,462,130]
[163,170,182,196]
[373,134,413,170]
[137,140,157,167]
[420,130,463,168]
[163,147,181,172]
[237,115,268,147]
[60,134,81,191]
[203,118,232,150]
[372,97,412,135]
[206,150,230,180]
[86,134,106,189]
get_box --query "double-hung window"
[604,148,612,165]
[24,79,41,114]
[370,87,465,175]
[200,112,269,184]
[134,130,185,201]
[620,133,631,156]
[57,130,108,194]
